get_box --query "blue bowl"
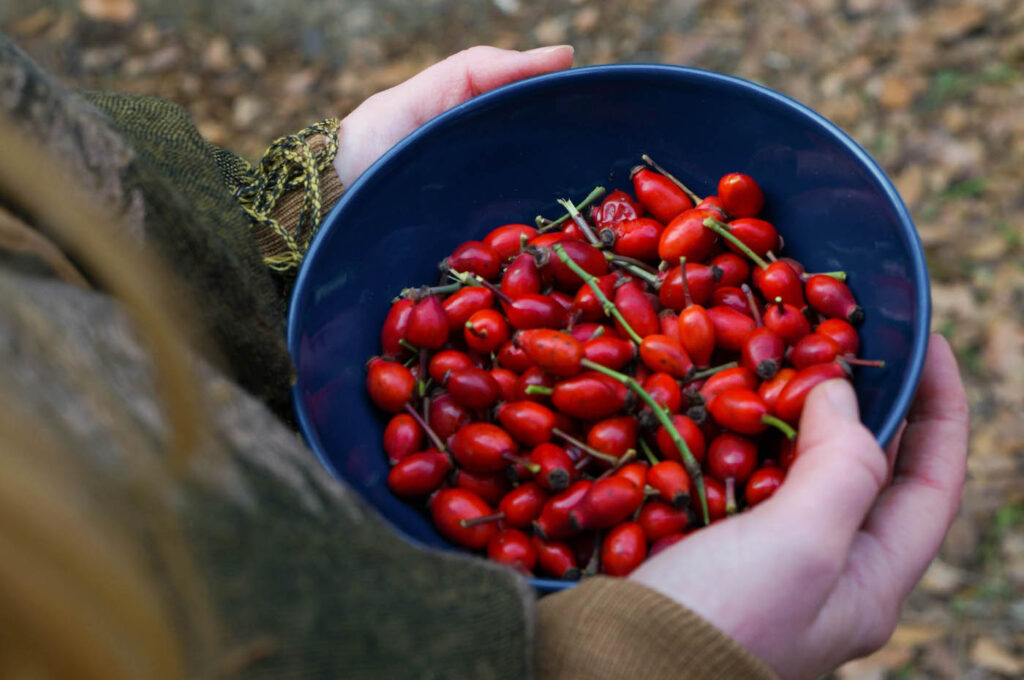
[287,64,930,593]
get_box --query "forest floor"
[4,0,1023,677]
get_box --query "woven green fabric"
[0,31,534,678]
[81,90,296,415]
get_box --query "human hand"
[630,334,968,680]
[333,45,574,186]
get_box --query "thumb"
[764,379,888,555]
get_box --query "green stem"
[553,243,643,346]
[579,358,709,525]
[524,384,553,396]
[399,281,462,300]
[537,186,606,232]
[404,403,447,453]
[610,260,661,287]
[398,338,419,354]
[740,283,764,327]
[762,414,797,441]
[641,154,702,205]
[556,197,602,247]
[702,217,770,269]
[844,357,886,368]
[639,438,659,465]
[686,361,739,381]
[552,428,620,465]
[802,270,847,282]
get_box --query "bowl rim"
[288,63,931,591]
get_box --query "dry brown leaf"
[836,643,913,680]
[78,0,137,24]
[969,637,1022,675]
[889,622,946,647]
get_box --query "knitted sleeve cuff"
[534,576,779,680]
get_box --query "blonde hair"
[0,113,219,678]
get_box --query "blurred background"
[2,0,1021,677]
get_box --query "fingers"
[854,334,969,599]
[335,45,574,185]
[763,379,887,562]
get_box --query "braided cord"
[234,118,340,273]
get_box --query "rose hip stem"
[460,512,504,528]
[578,357,710,525]
[686,361,740,381]
[403,402,448,453]
[639,438,659,466]
[605,253,662,287]
[845,357,887,368]
[702,217,770,270]
[595,448,638,481]
[524,385,553,396]
[556,197,603,247]
[762,414,797,441]
[537,186,606,231]
[802,270,847,282]
[740,284,764,327]
[399,281,462,300]
[725,478,738,515]
[641,154,702,205]
[553,243,644,345]
[398,338,420,355]
[552,428,621,465]
[450,270,513,305]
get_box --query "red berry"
[483,223,537,261]
[601,521,647,576]
[449,422,518,473]
[445,240,501,281]
[366,359,416,413]
[745,466,785,506]
[382,413,424,465]
[632,167,693,224]
[388,449,451,497]
[717,172,764,218]
[488,529,537,572]
[430,488,498,549]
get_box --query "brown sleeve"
[535,577,779,680]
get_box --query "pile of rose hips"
[366,157,881,580]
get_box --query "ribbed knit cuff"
[535,576,779,680]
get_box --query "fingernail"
[822,379,859,419]
[526,45,574,56]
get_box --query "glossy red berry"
[570,476,644,530]
[496,340,533,373]
[707,433,759,484]
[601,521,647,576]
[571,273,618,322]
[502,293,570,331]
[657,208,719,263]
[654,414,706,464]
[764,299,812,346]
[380,298,414,358]
[383,413,425,465]
[647,460,691,508]
[592,188,644,230]
[483,223,537,261]
[442,286,494,332]
[805,275,864,325]
[533,480,592,541]
[551,371,629,420]
[613,279,659,339]
[430,488,498,549]
[487,528,537,573]
[587,417,638,460]
[490,367,518,402]
[366,359,416,413]
[775,362,850,424]
[638,501,690,542]
[632,167,693,224]
[499,482,549,528]
[642,372,683,413]
[717,172,764,218]
[745,466,785,506]
[741,327,786,379]
[501,252,543,299]
[791,332,844,370]
[815,318,860,356]
[427,392,472,441]
[405,296,450,349]
[429,350,475,384]
[387,449,451,497]
[454,468,512,506]
[449,422,518,473]
[497,401,556,447]
[755,261,805,308]
[658,262,719,309]
[445,240,501,281]
[709,252,750,288]
[444,367,501,410]
[611,217,664,262]
[758,367,797,413]
[725,217,778,257]
[532,536,580,579]
[639,334,694,379]
[582,335,635,371]
[530,443,576,492]
[515,329,583,377]
[543,239,609,291]
[706,305,757,353]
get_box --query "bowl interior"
[288,65,929,590]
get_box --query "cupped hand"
[333,45,575,187]
[630,333,968,680]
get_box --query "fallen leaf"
[78,0,137,24]
[969,636,1022,675]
